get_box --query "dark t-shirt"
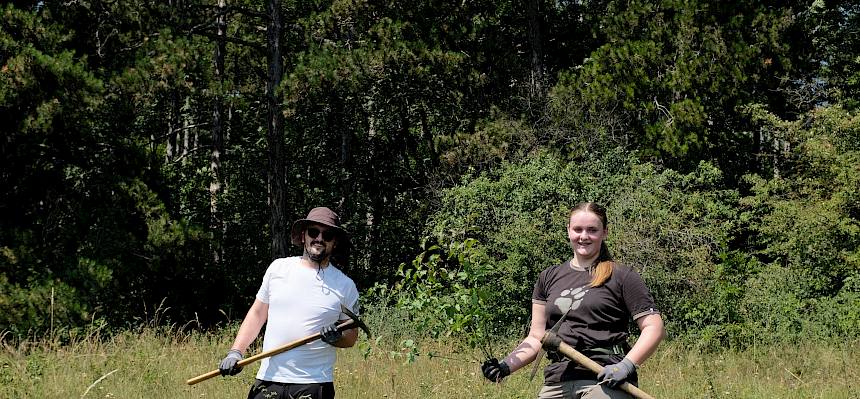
[532,261,658,383]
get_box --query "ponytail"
[589,242,614,287]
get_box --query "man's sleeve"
[255,261,275,304]
[340,282,360,320]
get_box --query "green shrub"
[738,105,860,343]
[369,238,497,350]
[0,273,88,337]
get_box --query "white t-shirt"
[255,256,360,383]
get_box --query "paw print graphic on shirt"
[554,285,589,313]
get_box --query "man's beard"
[306,241,329,263]
[308,250,326,262]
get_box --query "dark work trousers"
[247,379,336,399]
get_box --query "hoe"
[186,305,371,385]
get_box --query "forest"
[2,0,859,351]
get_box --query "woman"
[481,202,665,398]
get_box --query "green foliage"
[0,5,104,130]
[801,1,860,109]
[0,273,86,337]
[738,105,860,343]
[1,3,107,334]
[604,162,743,346]
[371,237,495,350]
[552,0,807,172]
[257,0,487,285]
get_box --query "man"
[218,207,360,399]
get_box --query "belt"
[584,343,626,356]
[547,344,626,362]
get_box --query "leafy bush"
[737,105,860,343]
[368,238,497,350]
[0,273,87,337]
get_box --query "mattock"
[186,305,371,385]
[528,304,573,381]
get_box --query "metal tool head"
[340,304,372,338]
[529,305,573,381]
[529,347,546,381]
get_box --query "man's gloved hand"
[218,349,244,376]
[320,322,343,345]
[597,357,637,388]
[481,357,511,383]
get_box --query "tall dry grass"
[2,324,858,398]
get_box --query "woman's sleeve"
[621,267,659,320]
[532,268,549,304]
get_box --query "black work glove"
[597,357,636,388]
[481,357,511,383]
[320,322,343,345]
[218,349,243,376]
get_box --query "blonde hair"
[569,202,614,287]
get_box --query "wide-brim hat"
[290,207,349,247]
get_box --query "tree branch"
[186,3,270,20]
[192,31,266,54]
[225,5,269,20]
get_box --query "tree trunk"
[527,0,545,102]
[266,0,288,259]
[166,88,179,162]
[210,0,227,265]
[338,103,351,214]
[360,96,377,272]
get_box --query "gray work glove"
[480,357,511,383]
[320,322,342,345]
[218,349,243,376]
[597,357,636,387]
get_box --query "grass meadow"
[2,322,858,399]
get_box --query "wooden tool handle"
[185,369,222,386]
[541,338,654,399]
[186,319,355,385]
[550,339,656,399]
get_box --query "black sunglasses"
[307,227,336,242]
